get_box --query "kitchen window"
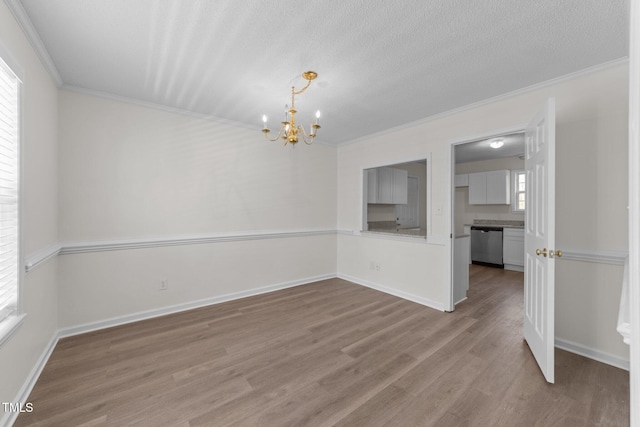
[512,170,525,213]
[0,53,24,347]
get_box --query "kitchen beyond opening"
[363,159,427,237]
[453,132,525,307]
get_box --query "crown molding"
[4,0,63,86]
[339,57,629,147]
[59,84,337,147]
[60,84,257,131]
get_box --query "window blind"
[0,57,20,324]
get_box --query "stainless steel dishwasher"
[470,226,504,267]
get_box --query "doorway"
[448,98,557,384]
[451,131,526,302]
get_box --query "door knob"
[549,249,563,258]
[536,248,547,257]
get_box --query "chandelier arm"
[264,122,288,142]
[297,125,315,145]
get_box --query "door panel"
[524,98,556,383]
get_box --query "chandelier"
[262,71,321,146]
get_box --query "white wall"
[337,62,630,362]
[0,1,59,420]
[57,91,338,329]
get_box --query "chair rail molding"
[559,248,628,266]
[59,229,337,255]
[25,244,62,273]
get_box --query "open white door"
[524,98,556,383]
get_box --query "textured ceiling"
[14,0,629,146]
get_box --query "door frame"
[628,0,640,422]
[446,125,526,312]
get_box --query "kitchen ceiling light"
[262,71,321,146]
[489,138,504,149]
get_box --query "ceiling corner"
[4,0,63,87]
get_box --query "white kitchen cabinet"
[468,170,510,205]
[454,174,469,187]
[503,228,524,271]
[486,170,511,204]
[367,169,380,203]
[377,167,393,203]
[367,167,408,204]
[468,172,487,205]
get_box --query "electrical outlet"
[159,280,168,291]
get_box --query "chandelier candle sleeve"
[262,71,321,146]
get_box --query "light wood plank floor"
[15,266,629,426]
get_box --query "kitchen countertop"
[366,228,427,237]
[464,220,524,229]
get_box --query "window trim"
[0,48,25,348]
[511,169,526,214]
[361,156,431,239]
[0,314,26,347]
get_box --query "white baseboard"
[455,296,468,305]
[58,273,335,338]
[337,273,446,312]
[1,332,59,427]
[555,338,630,371]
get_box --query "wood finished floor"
[15,265,629,426]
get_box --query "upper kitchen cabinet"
[368,167,408,204]
[468,170,510,205]
[454,174,469,187]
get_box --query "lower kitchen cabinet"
[503,228,524,271]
